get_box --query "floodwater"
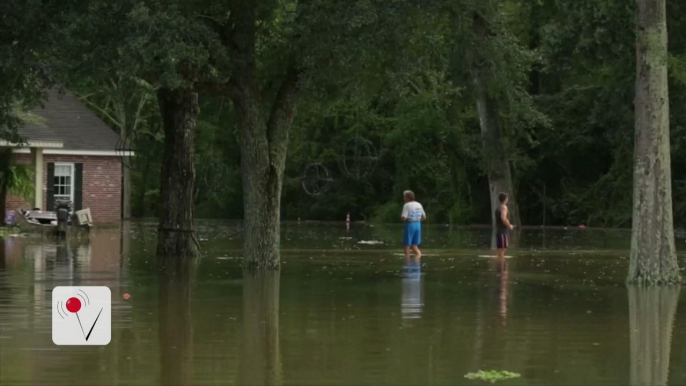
[2,221,686,385]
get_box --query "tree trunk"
[122,164,131,219]
[628,0,680,284]
[231,85,281,269]
[158,258,195,385]
[472,14,521,229]
[0,148,13,221]
[156,88,199,261]
[118,109,131,220]
[628,286,680,386]
[239,270,282,385]
[225,6,299,269]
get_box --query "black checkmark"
[85,308,103,341]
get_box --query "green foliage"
[465,370,521,383]
[0,0,57,141]
[371,202,403,224]
[193,96,242,219]
[5,164,34,204]
[0,226,21,238]
[26,0,686,228]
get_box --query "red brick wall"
[5,153,122,223]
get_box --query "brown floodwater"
[1,221,686,385]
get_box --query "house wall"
[5,154,122,223]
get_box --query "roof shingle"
[20,89,121,151]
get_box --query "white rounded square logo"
[52,286,111,345]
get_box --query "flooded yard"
[1,221,686,385]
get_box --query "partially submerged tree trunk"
[628,0,680,284]
[156,88,199,261]
[472,14,521,230]
[0,148,11,221]
[158,258,195,385]
[239,270,282,385]
[628,286,679,386]
[224,7,299,269]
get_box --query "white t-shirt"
[401,201,425,222]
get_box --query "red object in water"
[122,293,131,300]
[66,297,81,313]
[579,224,586,228]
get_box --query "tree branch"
[131,91,149,134]
[76,93,123,129]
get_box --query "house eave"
[0,140,64,148]
[12,148,135,156]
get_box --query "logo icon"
[52,286,111,345]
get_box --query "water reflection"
[628,285,680,386]
[401,261,423,320]
[158,258,195,385]
[4,222,686,385]
[496,258,509,325]
[240,270,282,385]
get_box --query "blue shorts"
[403,222,421,246]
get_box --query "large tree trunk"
[225,6,299,269]
[628,286,680,386]
[239,270,282,385]
[158,258,195,385]
[628,0,680,284]
[156,88,199,261]
[472,14,521,230]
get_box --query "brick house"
[5,89,131,223]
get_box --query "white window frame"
[53,162,75,204]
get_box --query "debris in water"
[465,370,521,383]
[358,240,384,245]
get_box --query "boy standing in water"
[401,190,426,263]
[495,192,514,259]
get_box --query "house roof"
[19,89,121,151]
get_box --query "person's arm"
[401,204,408,222]
[501,207,513,229]
[421,208,427,221]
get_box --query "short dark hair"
[498,192,508,203]
[404,190,415,200]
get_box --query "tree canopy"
[5,0,686,232]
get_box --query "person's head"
[499,192,509,205]
[403,190,415,203]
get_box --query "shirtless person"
[495,192,514,259]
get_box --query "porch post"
[31,147,43,209]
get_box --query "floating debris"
[465,370,521,383]
[357,240,384,245]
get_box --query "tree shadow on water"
[628,285,680,386]
[240,270,282,386]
